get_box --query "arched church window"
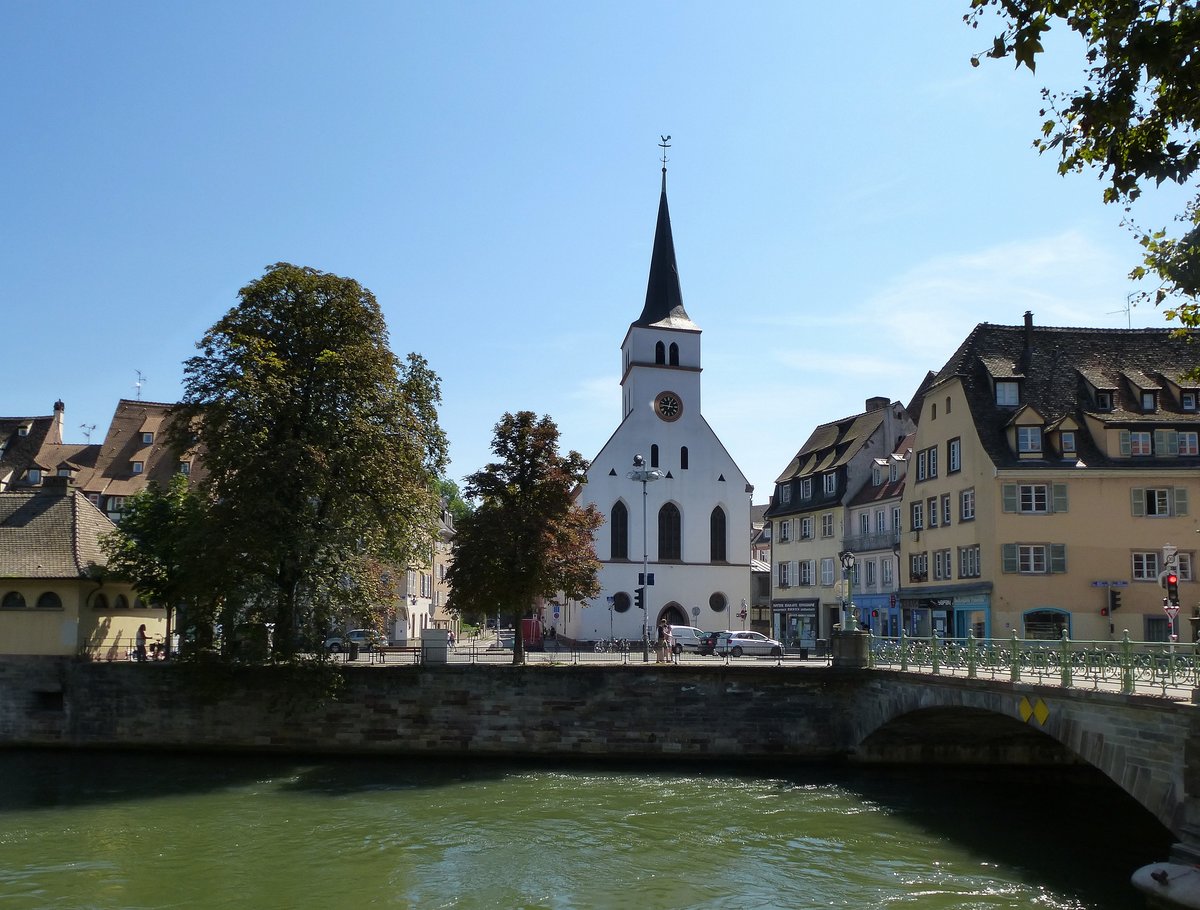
[610,501,629,560]
[658,503,681,561]
[655,341,666,364]
[2,591,26,609]
[710,506,727,562]
[680,446,689,470]
[669,342,679,366]
[36,591,62,609]
[650,445,659,468]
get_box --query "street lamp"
[838,550,856,630]
[627,453,662,662]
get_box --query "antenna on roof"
[80,424,96,442]
[1107,294,1133,328]
[134,370,147,400]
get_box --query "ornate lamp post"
[628,454,662,662]
[838,550,856,630]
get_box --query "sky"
[0,2,1185,500]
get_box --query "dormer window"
[179,461,191,475]
[1183,392,1197,411]
[17,425,29,437]
[1017,426,1043,455]
[142,432,154,445]
[996,381,1019,406]
[778,484,791,505]
[1060,430,1077,456]
[131,461,144,474]
[27,469,40,484]
[823,472,837,495]
[1097,391,1113,410]
[800,478,812,499]
[56,468,70,477]
[872,465,882,486]
[1141,391,1158,413]
[889,462,898,482]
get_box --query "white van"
[668,625,707,654]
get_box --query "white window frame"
[821,513,834,538]
[948,438,961,473]
[800,478,812,499]
[800,516,814,539]
[131,461,144,475]
[778,519,791,542]
[1060,430,1077,455]
[911,501,924,530]
[875,510,887,534]
[1017,426,1043,454]
[142,432,154,445]
[960,488,975,521]
[882,559,893,586]
[941,493,952,526]
[1132,551,1160,580]
[1180,431,1199,456]
[779,485,792,505]
[823,472,837,495]
[996,381,1019,406]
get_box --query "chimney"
[865,396,890,412]
[40,474,72,496]
[1024,311,1034,347]
[50,400,65,445]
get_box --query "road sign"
[1165,604,1181,620]
[1164,544,1178,567]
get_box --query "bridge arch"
[843,672,1196,838]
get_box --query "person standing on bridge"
[656,620,668,664]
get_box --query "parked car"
[716,630,783,658]
[668,625,707,654]
[697,631,723,656]
[325,629,382,653]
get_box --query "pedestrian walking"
[135,624,148,663]
[656,619,668,664]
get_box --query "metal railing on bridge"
[868,630,1200,698]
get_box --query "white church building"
[560,167,752,645]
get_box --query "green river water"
[0,750,1173,909]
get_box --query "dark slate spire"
[634,167,695,329]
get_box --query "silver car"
[716,630,783,658]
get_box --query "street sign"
[1164,544,1178,567]
[1165,604,1181,620]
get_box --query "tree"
[967,0,1200,326]
[100,474,213,657]
[446,411,603,664]
[437,477,473,527]
[172,263,448,660]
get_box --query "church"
[560,164,752,646]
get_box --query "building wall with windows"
[899,313,1200,643]
[766,397,915,649]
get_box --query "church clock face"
[655,391,683,422]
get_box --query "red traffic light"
[1168,573,1179,586]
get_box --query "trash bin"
[347,641,359,661]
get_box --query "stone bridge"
[1,657,1196,856]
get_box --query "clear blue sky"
[0,2,1181,499]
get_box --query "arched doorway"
[658,602,688,627]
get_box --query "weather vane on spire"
[658,134,671,170]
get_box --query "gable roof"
[0,479,114,579]
[773,403,897,485]
[934,316,1200,469]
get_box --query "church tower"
[560,159,752,646]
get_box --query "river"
[0,750,1172,909]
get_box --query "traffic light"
[1109,589,1121,613]
[1100,604,1109,617]
[1167,573,1180,606]
[871,609,879,618]
[634,587,645,609]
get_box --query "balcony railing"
[841,531,900,553]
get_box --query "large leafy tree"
[100,474,214,657]
[446,411,602,664]
[967,0,1200,325]
[172,263,448,659]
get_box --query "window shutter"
[1051,483,1068,513]
[1050,544,1067,574]
[1174,488,1189,517]
[1131,488,1146,517]
[1002,484,1018,513]
[1002,544,1017,573]
[1119,430,1131,456]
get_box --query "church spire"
[633,137,694,329]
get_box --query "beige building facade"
[899,314,1199,643]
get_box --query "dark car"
[697,631,721,656]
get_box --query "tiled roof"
[75,399,206,499]
[0,482,114,579]
[935,319,1200,469]
[774,407,888,484]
